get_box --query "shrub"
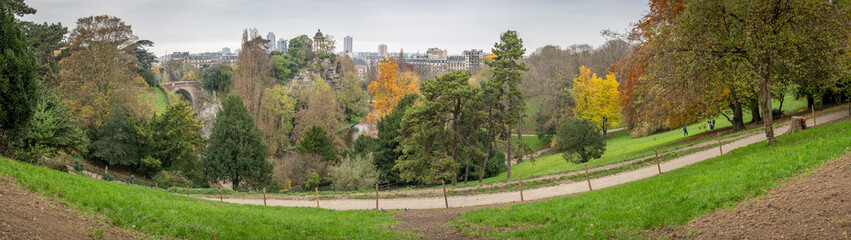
[73,161,84,171]
[152,170,191,188]
[41,157,68,172]
[297,126,337,163]
[331,153,378,190]
[281,152,330,189]
[102,172,115,181]
[138,156,162,176]
[304,172,321,190]
[556,119,606,164]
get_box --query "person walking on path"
[683,125,688,136]
[131,175,136,184]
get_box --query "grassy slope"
[0,158,404,239]
[139,87,169,114]
[488,95,808,183]
[458,118,851,239]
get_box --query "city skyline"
[19,0,649,56]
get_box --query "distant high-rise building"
[277,38,288,53]
[463,49,484,72]
[378,44,388,57]
[344,36,353,54]
[266,32,276,53]
[222,47,231,55]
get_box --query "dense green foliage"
[0,156,403,239]
[297,126,337,163]
[87,108,143,167]
[200,64,233,92]
[14,88,87,162]
[144,101,203,181]
[460,117,851,239]
[270,50,297,84]
[18,20,67,86]
[556,119,605,164]
[374,94,418,184]
[337,73,369,120]
[397,70,482,184]
[0,4,39,140]
[205,95,271,190]
[134,39,158,87]
[351,134,379,157]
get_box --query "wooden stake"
[315,187,320,208]
[519,175,524,202]
[442,180,449,209]
[718,132,723,155]
[655,149,661,174]
[219,187,223,202]
[262,188,267,206]
[812,106,816,126]
[584,164,592,191]
[375,183,379,211]
[186,185,190,196]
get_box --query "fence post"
[584,164,592,191]
[442,180,449,209]
[315,187,320,208]
[519,175,524,202]
[262,188,267,206]
[718,132,723,155]
[655,149,662,174]
[812,105,816,126]
[375,183,379,211]
[219,187,223,202]
[186,184,190,196]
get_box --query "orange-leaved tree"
[572,66,621,137]
[365,57,419,134]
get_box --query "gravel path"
[203,110,850,210]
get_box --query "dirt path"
[202,110,850,210]
[650,154,851,239]
[0,175,142,239]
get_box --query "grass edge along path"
[455,119,851,239]
[0,158,408,240]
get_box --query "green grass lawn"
[480,95,809,184]
[139,87,169,114]
[0,158,405,239]
[508,135,547,153]
[457,117,851,239]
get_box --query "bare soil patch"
[389,203,516,239]
[0,175,143,240]
[650,154,851,240]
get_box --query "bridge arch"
[174,88,194,107]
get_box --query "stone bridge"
[162,81,201,107]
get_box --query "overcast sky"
[20,0,649,56]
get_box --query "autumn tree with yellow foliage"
[365,57,419,133]
[572,66,621,137]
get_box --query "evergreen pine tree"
[205,94,271,190]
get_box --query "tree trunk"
[749,101,761,124]
[760,75,776,144]
[601,117,608,138]
[506,131,512,180]
[730,98,745,130]
[479,139,491,184]
[517,119,523,165]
